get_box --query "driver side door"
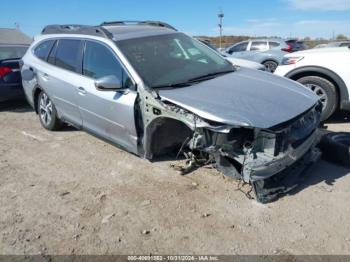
[77,40,138,154]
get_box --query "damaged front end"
[139,87,322,203]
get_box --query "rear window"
[34,40,55,61]
[0,46,28,60]
[55,39,81,72]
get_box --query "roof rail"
[41,25,113,39]
[100,21,177,31]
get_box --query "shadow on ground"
[324,110,350,124]
[0,100,32,113]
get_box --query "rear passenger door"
[45,39,83,127]
[77,40,138,153]
[241,40,269,61]
[249,41,269,53]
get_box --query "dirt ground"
[0,101,350,255]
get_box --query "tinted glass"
[269,42,280,48]
[117,33,233,88]
[229,42,248,53]
[250,41,268,51]
[83,41,133,88]
[55,39,81,72]
[47,41,58,65]
[340,42,350,47]
[34,40,55,60]
[0,46,28,60]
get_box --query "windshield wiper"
[152,69,236,89]
[152,81,194,89]
[187,69,236,82]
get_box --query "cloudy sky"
[1,0,349,38]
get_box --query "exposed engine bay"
[136,87,323,203]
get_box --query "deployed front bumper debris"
[252,147,321,203]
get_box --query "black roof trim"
[100,21,177,31]
[41,25,113,39]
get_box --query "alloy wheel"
[305,83,328,110]
[39,93,53,126]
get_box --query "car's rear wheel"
[297,76,338,121]
[38,91,62,130]
[262,60,278,73]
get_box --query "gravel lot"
[0,101,350,255]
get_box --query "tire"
[262,60,278,73]
[297,76,338,121]
[318,132,350,166]
[37,91,62,131]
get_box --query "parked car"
[285,39,309,52]
[0,44,29,102]
[314,41,350,49]
[275,46,350,121]
[21,22,322,203]
[196,39,266,71]
[222,39,290,72]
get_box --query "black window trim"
[32,37,136,89]
[46,39,58,65]
[53,38,84,74]
[33,39,56,61]
[32,37,83,75]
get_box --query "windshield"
[116,33,233,88]
[0,46,28,60]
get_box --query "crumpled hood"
[158,68,319,129]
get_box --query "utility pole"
[218,9,224,49]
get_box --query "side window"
[55,39,81,72]
[269,42,280,49]
[34,40,55,61]
[83,41,133,88]
[228,42,248,54]
[250,41,268,51]
[340,43,350,47]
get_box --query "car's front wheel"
[297,76,338,121]
[38,91,62,130]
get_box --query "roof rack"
[41,25,113,39]
[100,21,177,31]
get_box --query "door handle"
[77,87,87,95]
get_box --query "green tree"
[336,34,348,41]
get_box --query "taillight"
[282,44,293,53]
[0,67,12,78]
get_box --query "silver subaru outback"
[21,21,322,203]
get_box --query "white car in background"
[275,47,350,121]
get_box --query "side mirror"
[21,68,35,81]
[95,75,123,91]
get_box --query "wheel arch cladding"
[286,66,349,109]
